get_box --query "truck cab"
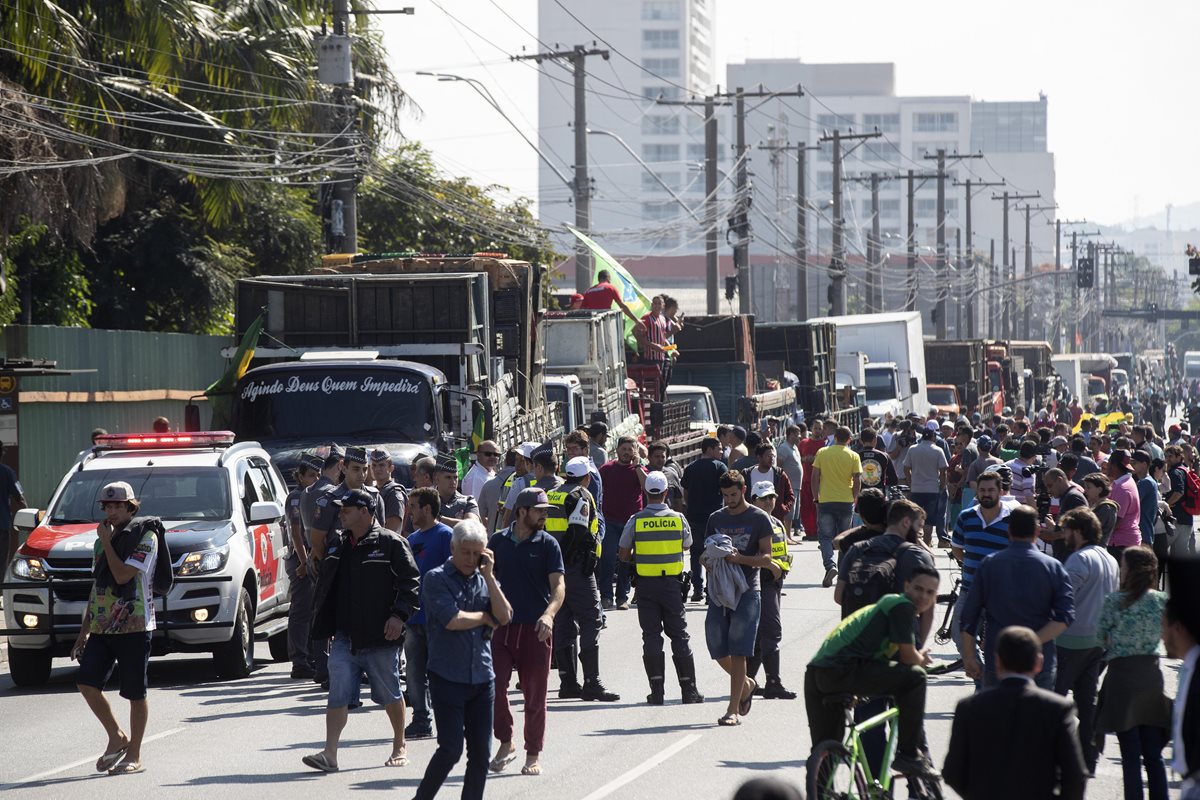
[864,362,907,420]
[545,374,587,433]
[927,384,962,416]
[1110,369,1129,397]
[665,385,720,433]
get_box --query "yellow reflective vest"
[630,507,687,577]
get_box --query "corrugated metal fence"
[0,326,229,506]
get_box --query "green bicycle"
[806,693,943,800]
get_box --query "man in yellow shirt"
[811,426,862,588]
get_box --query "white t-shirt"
[460,462,494,499]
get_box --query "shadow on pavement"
[585,722,711,736]
[719,759,806,771]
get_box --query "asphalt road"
[0,540,1185,800]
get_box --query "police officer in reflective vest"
[619,471,705,705]
[545,455,619,702]
[746,480,796,700]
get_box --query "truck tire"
[7,643,52,687]
[212,588,254,679]
[267,628,289,663]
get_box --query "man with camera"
[1005,441,1042,505]
[1038,468,1088,561]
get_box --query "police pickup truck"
[2,432,292,686]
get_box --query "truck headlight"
[176,545,229,576]
[12,557,47,581]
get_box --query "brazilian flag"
[471,405,487,450]
[568,227,651,351]
[205,313,264,429]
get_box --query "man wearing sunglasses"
[462,440,501,500]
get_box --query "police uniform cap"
[588,421,608,438]
[644,471,669,494]
[332,488,374,509]
[344,446,368,465]
[299,452,325,472]
[751,480,777,499]
[326,443,345,460]
[529,442,554,460]
[368,448,391,463]
[434,453,458,473]
[565,456,591,479]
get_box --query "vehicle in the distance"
[1184,351,1200,382]
[665,385,720,433]
[927,384,962,416]
[2,432,291,687]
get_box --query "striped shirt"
[640,312,672,362]
[952,502,1014,591]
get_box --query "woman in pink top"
[1105,450,1142,557]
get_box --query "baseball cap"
[644,471,669,494]
[344,446,368,464]
[1109,448,1135,473]
[925,420,940,432]
[751,480,777,499]
[732,425,747,442]
[516,441,538,459]
[512,487,554,510]
[976,435,993,452]
[1050,436,1068,448]
[99,481,138,504]
[565,456,591,479]
[333,488,374,509]
[570,292,584,304]
[299,452,325,472]
[1170,424,1182,435]
[588,421,609,438]
[369,448,391,463]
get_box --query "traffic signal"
[1076,257,1094,288]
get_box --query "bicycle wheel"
[806,740,870,800]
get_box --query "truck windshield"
[927,387,956,406]
[670,392,715,424]
[234,368,436,444]
[50,468,232,524]
[1186,362,1200,380]
[864,370,898,402]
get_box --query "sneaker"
[404,722,434,740]
[616,600,630,611]
[291,665,316,680]
[822,566,838,588]
[892,751,939,779]
[761,678,797,700]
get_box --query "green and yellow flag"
[568,227,651,350]
[471,405,487,450]
[205,313,264,428]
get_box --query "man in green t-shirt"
[804,566,940,779]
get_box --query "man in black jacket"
[303,489,421,774]
[1165,557,1200,798]
[943,625,1086,800]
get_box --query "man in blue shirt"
[960,505,1075,690]
[1131,450,1160,546]
[404,487,454,740]
[414,520,512,800]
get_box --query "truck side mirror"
[184,403,202,432]
[910,377,920,394]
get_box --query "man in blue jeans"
[404,487,454,740]
[415,520,513,800]
[812,426,863,588]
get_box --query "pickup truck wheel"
[267,629,289,663]
[7,643,52,687]
[212,588,254,679]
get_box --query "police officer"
[285,452,323,679]
[618,471,704,705]
[501,442,541,527]
[545,456,618,702]
[312,447,385,559]
[369,448,406,532]
[301,445,342,686]
[745,480,796,700]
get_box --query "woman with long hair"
[1095,546,1171,800]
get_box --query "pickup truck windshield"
[927,387,957,407]
[864,370,898,403]
[672,392,715,424]
[50,468,232,524]
[234,368,436,443]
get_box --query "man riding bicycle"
[804,565,941,779]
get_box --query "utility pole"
[658,95,731,314]
[953,178,1004,338]
[513,45,610,292]
[991,191,1040,339]
[322,0,360,254]
[903,169,938,313]
[757,141,820,320]
[714,85,804,315]
[844,173,896,313]
[955,227,963,336]
[1020,203,1056,339]
[989,239,997,338]
[1050,219,1087,352]
[820,128,880,315]
[923,150,981,338]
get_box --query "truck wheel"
[212,588,255,679]
[267,629,289,663]
[7,643,52,687]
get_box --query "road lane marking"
[578,733,703,800]
[10,727,185,785]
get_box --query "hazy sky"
[380,0,1198,228]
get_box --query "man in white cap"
[498,442,539,528]
[745,481,795,700]
[72,481,165,776]
[544,455,617,701]
[619,471,705,705]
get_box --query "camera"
[1036,489,1052,519]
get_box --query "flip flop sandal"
[489,751,518,773]
[521,763,542,776]
[108,761,145,776]
[717,714,741,726]
[384,753,409,768]
[739,680,757,716]
[302,752,339,773]
[96,745,129,773]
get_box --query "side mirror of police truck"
[183,403,202,432]
[248,501,284,525]
[13,508,40,533]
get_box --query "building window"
[863,198,901,216]
[642,29,680,49]
[817,171,834,191]
[642,58,681,78]
[642,201,677,220]
[915,198,959,217]
[686,143,706,162]
[643,144,679,163]
[913,111,959,132]
[642,85,681,101]
[642,171,682,191]
[862,113,900,133]
[642,1,680,20]
[642,115,680,135]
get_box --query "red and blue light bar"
[94,431,236,450]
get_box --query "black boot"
[746,655,763,695]
[643,653,666,705]
[556,643,582,699]
[761,651,796,700]
[579,647,620,701]
[673,653,705,704]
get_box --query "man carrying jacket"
[303,489,421,774]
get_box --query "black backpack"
[129,516,175,598]
[841,536,912,615]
